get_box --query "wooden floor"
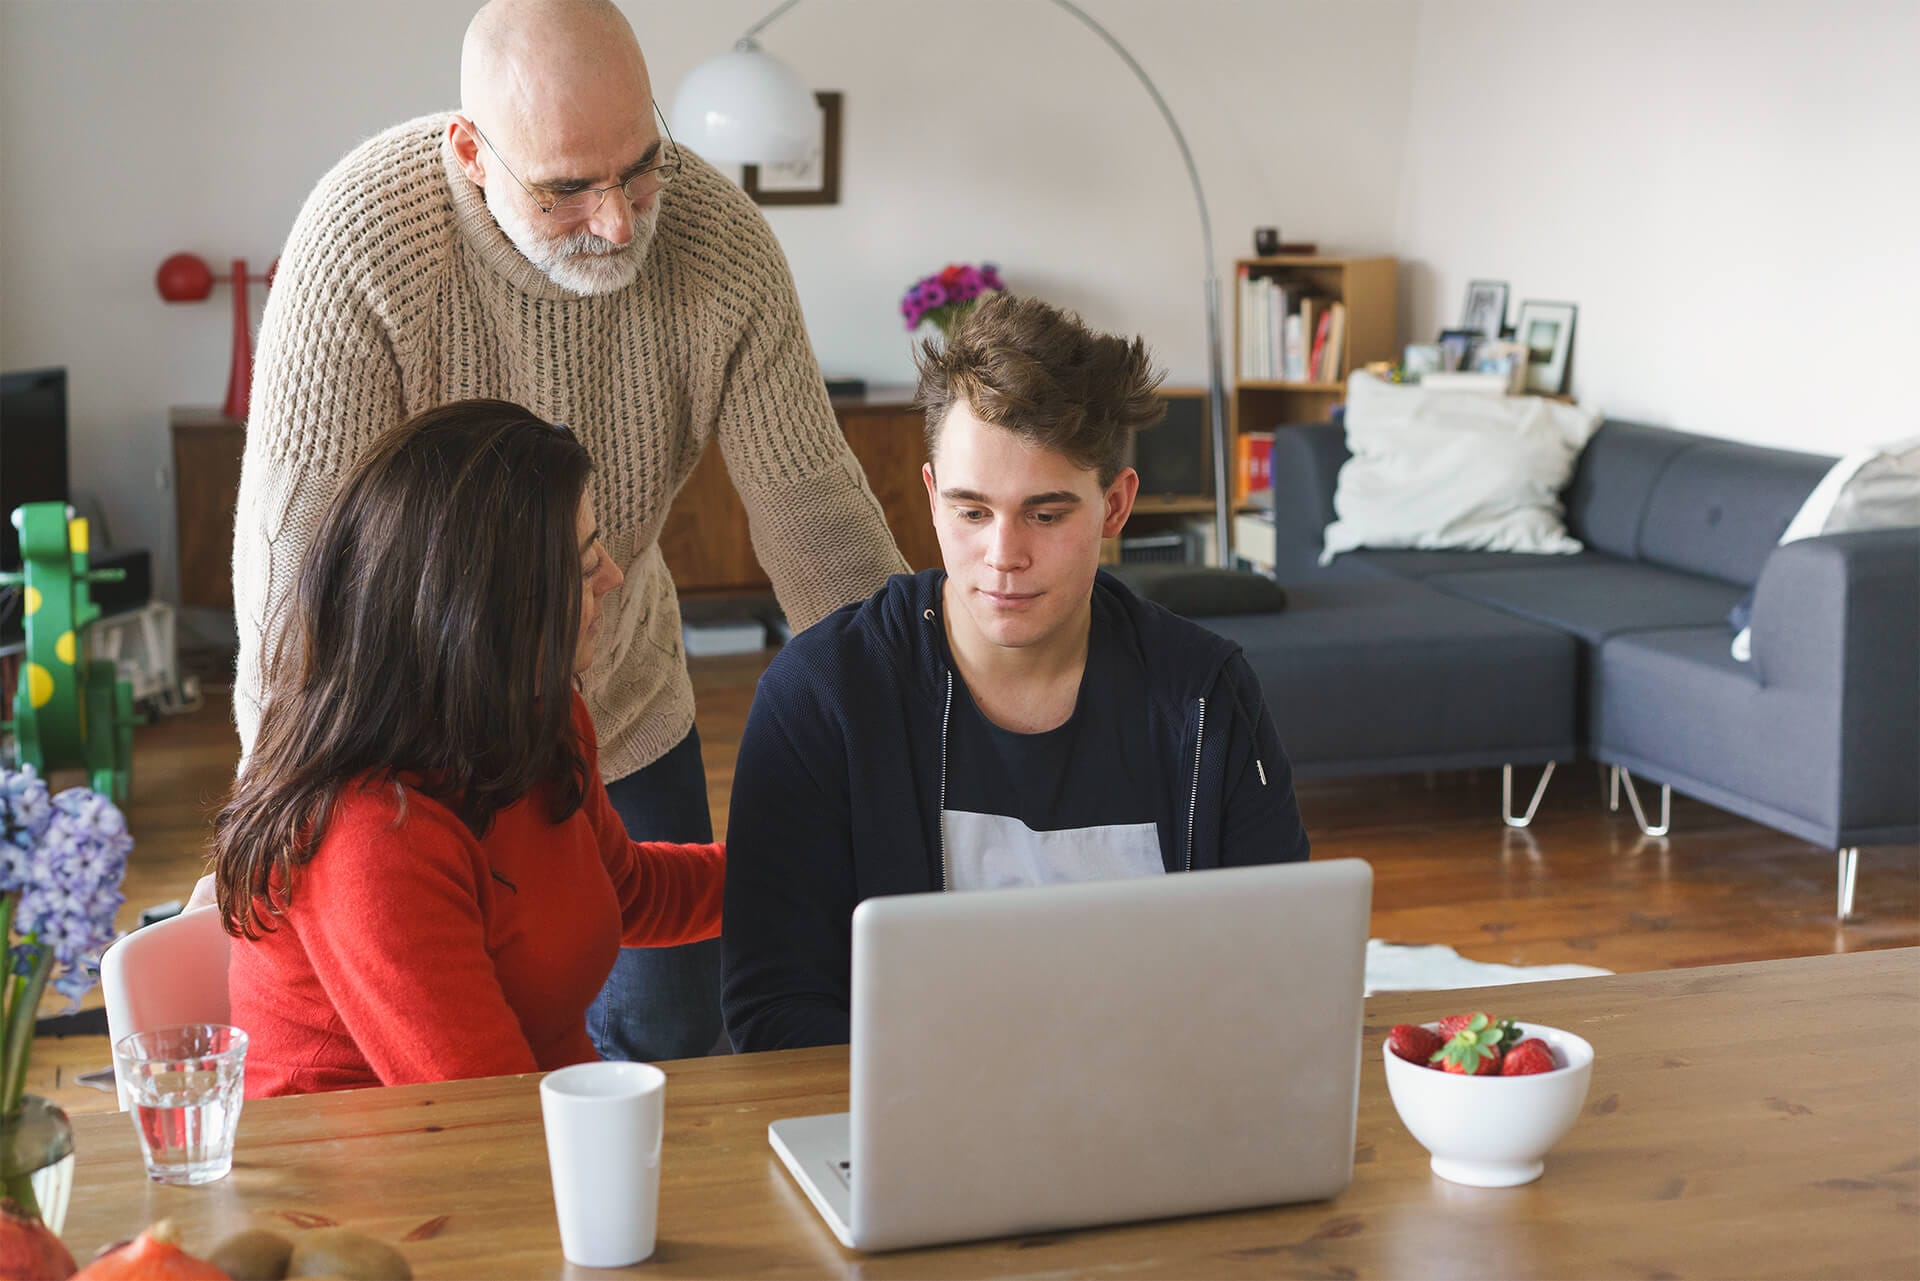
[34,654,1918,1117]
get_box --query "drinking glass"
[112,1024,248,1186]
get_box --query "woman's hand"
[186,872,218,912]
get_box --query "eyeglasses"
[473,100,681,221]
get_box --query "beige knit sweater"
[234,114,906,782]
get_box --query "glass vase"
[0,1094,76,1235]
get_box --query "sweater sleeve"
[1217,653,1312,867]
[292,794,541,1085]
[721,657,857,1051]
[231,210,404,757]
[569,696,724,946]
[583,770,725,948]
[710,222,907,632]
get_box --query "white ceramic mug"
[540,1061,667,1267]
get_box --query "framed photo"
[1402,343,1444,381]
[1515,300,1578,395]
[742,90,842,207]
[1459,279,1509,339]
[1437,328,1480,373]
[1473,340,1530,394]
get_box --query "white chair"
[99,905,232,1110]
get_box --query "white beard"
[484,183,658,296]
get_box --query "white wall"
[6,0,1911,609]
[0,0,1417,606]
[717,1,1417,384]
[1394,0,1920,453]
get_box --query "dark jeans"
[587,727,725,1061]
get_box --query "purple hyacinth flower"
[2,779,132,1010]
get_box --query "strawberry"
[1389,1024,1444,1065]
[1433,1012,1519,1075]
[1436,1010,1495,1040]
[1500,1038,1558,1076]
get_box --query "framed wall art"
[1515,300,1578,395]
[742,90,842,207]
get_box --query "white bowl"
[1381,1020,1594,1187]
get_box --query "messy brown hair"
[212,399,594,939]
[914,292,1166,486]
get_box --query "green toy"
[1,502,138,801]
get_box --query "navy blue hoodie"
[722,569,1310,1052]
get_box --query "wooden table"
[64,951,1920,1279]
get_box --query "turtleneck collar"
[440,129,604,305]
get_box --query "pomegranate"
[70,1221,225,1280]
[0,1197,76,1280]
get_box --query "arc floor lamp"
[672,0,1235,565]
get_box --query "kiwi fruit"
[209,1229,295,1280]
[286,1229,412,1281]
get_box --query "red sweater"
[230,696,723,1097]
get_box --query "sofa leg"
[1837,847,1860,921]
[1608,765,1621,812]
[1618,769,1671,837]
[1501,762,1557,828]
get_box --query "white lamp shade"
[671,47,818,167]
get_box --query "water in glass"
[113,1024,247,1186]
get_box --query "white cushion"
[1732,435,1920,661]
[1320,373,1601,564]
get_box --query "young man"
[722,294,1311,1053]
[225,0,904,1062]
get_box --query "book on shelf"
[1232,509,1278,574]
[1296,298,1314,381]
[1261,278,1277,378]
[1267,279,1286,379]
[1234,430,1275,499]
[1238,273,1298,381]
[1323,302,1346,382]
[1239,273,1355,385]
[1243,272,1259,380]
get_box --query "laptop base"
[769,1113,855,1249]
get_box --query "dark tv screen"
[1,367,70,573]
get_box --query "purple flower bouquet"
[900,262,1007,336]
[0,765,130,1111]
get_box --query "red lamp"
[156,253,278,422]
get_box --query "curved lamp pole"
[674,0,1234,566]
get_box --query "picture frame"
[1515,300,1578,395]
[1472,340,1531,395]
[1402,343,1444,381]
[741,91,842,207]
[1437,328,1480,373]
[1459,279,1509,340]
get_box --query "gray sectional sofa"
[1194,419,1919,918]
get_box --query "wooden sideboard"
[170,408,247,609]
[171,391,940,614]
[658,387,941,596]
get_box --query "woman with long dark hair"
[215,399,722,1097]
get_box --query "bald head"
[461,0,650,144]
[449,0,667,295]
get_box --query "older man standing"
[232,0,905,1061]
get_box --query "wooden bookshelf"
[1231,255,1397,501]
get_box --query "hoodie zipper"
[938,668,954,891]
[1185,696,1206,873]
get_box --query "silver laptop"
[769,858,1372,1252]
